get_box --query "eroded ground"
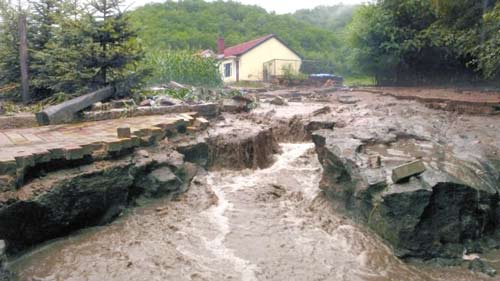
[3,87,500,280]
[9,143,496,281]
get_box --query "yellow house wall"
[270,60,301,76]
[219,58,237,83]
[239,38,302,81]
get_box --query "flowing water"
[8,144,498,281]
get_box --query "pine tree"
[30,0,59,49]
[31,0,95,96]
[84,0,144,94]
[29,0,63,98]
[0,0,21,94]
[1,0,144,100]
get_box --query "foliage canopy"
[346,0,500,85]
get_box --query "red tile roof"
[224,34,275,58]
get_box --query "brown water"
[8,143,498,281]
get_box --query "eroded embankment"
[8,141,497,281]
[297,89,500,275]
[244,89,500,275]
[0,145,198,253]
[313,132,500,262]
[233,93,500,273]
[0,115,280,256]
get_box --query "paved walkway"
[0,113,202,191]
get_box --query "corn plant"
[143,50,222,88]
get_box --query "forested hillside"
[346,0,500,85]
[293,5,359,33]
[1,0,498,102]
[128,0,345,73]
[130,0,499,86]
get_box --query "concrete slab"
[391,160,426,183]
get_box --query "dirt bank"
[0,113,281,254]
[0,144,197,253]
[360,87,500,115]
[239,87,500,273]
[302,89,499,273]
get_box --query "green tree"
[128,0,342,75]
[40,1,95,95]
[476,2,500,79]
[0,0,21,94]
[84,0,144,94]
[346,0,499,85]
[29,0,65,98]
[431,0,500,79]
[293,5,359,32]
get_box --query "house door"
[263,64,269,82]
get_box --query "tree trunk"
[36,86,115,125]
[18,13,30,104]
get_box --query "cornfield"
[144,50,222,88]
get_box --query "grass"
[0,92,70,115]
[0,101,39,115]
[344,76,377,87]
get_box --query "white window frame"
[224,62,232,78]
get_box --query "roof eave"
[233,35,302,60]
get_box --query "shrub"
[282,64,308,81]
[143,50,222,88]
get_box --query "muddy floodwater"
[8,144,499,281]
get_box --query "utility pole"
[102,0,108,85]
[18,9,30,103]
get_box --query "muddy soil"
[358,87,500,115]
[364,87,500,104]
[8,143,498,281]
[3,87,500,280]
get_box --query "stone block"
[194,117,209,130]
[154,119,177,130]
[0,158,16,176]
[106,139,123,152]
[117,127,131,138]
[5,133,29,145]
[48,147,65,159]
[111,99,136,109]
[270,96,287,106]
[64,146,86,160]
[0,113,38,130]
[391,160,426,183]
[312,106,331,116]
[185,111,199,118]
[192,103,218,118]
[178,113,195,125]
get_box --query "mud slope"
[307,90,500,266]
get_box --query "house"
[199,49,216,58]
[217,34,302,83]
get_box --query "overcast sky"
[126,0,370,14]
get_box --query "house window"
[224,63,232,77]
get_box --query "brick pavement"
[0,112,203,191]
